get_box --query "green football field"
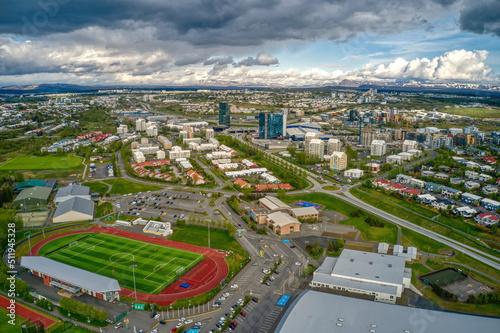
[39,233,204,294]
[0,155,83,170]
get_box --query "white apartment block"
[206,128,214,140]
[330,151,347,171]
[402,140,418,152]
[169,146,190,159]
[371,140,387,156]
[327,138,342,155]
[309,139,324,160]
[136,118,146,131]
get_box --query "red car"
[240,311,246,317]
[231,322,237,327]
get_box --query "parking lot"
[117,190,219,222]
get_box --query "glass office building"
[259,113,284,139]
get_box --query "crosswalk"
[256,306,283,333]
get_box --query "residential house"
[465,161,480,169]
[187,170,205,185]
[484,157,497,165]
[462,193,483,205]
[410,178,426,188]
[402,188,420,197]
[396,174,412,184]
[481,198,500,211]
[372,179,391,189]
[482,186,499,195]
[453,206,476,218]
[386,155,403,165]
[450,178,464,185]
[234,179,250,188]
[474,213,499,227]
[389,183,406,194]
[464,181,481,190]
[421,170,436,177]
[432,199,455,210]
[479,174,493,182]
[344,169,364,179]
[417,194,437,204]
[434,173,449,180]
[480,165,494,172]
[465,171,479,179]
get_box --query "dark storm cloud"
[459,0,500,37]
[0,0,468,45]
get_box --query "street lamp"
[25,231,32,256]
[130,264,138,301]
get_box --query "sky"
[0,0,499,87]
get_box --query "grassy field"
[0,155,83,170]
[103,179,162,195]
[95,202,113,218]
[83,181,109,196]
[39,233,204,294]
[438,107,500,119]
[281,193,398,243]
[0,307,21,333]
[169,225,247,276]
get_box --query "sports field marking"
[95,243,148,274]
[40,233,205,294]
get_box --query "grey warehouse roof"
[21,256,121,292]
[323,249,407,285]
[275,290,500,333]
[53,197,94,219]
[55,184,90,200]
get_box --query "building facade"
[218,102,231,127]
[330,151,347,171]
[259,113,284,139]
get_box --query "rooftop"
[267,211,300,227]
[275,290,500,333]
[21,256,120,293]
[259,196,290,211]
[53,197,94,218]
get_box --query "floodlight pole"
[130,264,138,301]
[25,232,32,256]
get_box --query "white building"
[143,220,172,237]
[132,150,146,163]
[206,128,214,140]
[370,140,386,156]
[305,132,319,155]
[136,118,146,131]
[146,125,158,137]
[402,140,418,152]
[310,249,411,303]
[309,139,324,160]
[397,152,413,161]
[156,150,165,159]
[330,151,347,171]
[386,155,403,165]
[327,138,342,155]
[169,146,190,159]
[157,135,173,149]
[344,168,364,179]
[117,124,128,134]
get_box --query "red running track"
[0,295,56,328]
[30,225,229,306]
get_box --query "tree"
[336,239,344,248]
[277,189,286,200]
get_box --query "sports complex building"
[310,249,411,303]
[21,256,121,302]
[275,290,500,333]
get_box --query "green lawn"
[39,233,204,294]
[169,225,247,276]
[438,107,500,119]
[281,193,398,243]
[0,155,83,170]
[83,181,109,196]
[95,202,113,218]
[400,227,449,254]
[103,179,162,195]
[0,307,21,333]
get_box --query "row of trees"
[59,297,107,322]
[326,239,344,253]
[365,216,385,228]
[466,292,500,304]
[305,241,324,258]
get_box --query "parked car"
[114,323,123,329]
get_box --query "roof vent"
[337,323,343,327]
[388,264,392,268]
[369,261,373,265]
[375,276,380,278]
[370,330,376,333]
[338,318,344,322]
[371,325,377,328]
[355,273,360,275]
[404,331,410,333]
[350,259,354,262]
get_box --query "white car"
[185,319,193,324]
[223,293,230,297]
[195,322,202,326]
[175,323,182,328]
[179,317,185,322]
[218,296,225,301]
[295,262,302,266]
[154,314,160,319]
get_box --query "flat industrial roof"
[290,207,319,216]
[267,211,299,227]
[21,256,120,293]
[323,249,407,285]
[259,196,290,211]
[275,290,500,333]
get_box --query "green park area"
[0,155,83,170]
[281,193,398,244]
[438,107,500,119]
[83,181,110,196]
[39,233,204,294]
[102,178,162,195]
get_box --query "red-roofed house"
[403,188,420,197]
[255,184,269,191]
[278,183,294,190]
[268,184,280,191]
[187,170,205,185]
[372,179,390,189]
[474,213,499,227]
[234,179,250,188]
[389,183,406,193]
[484,157,497,164]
